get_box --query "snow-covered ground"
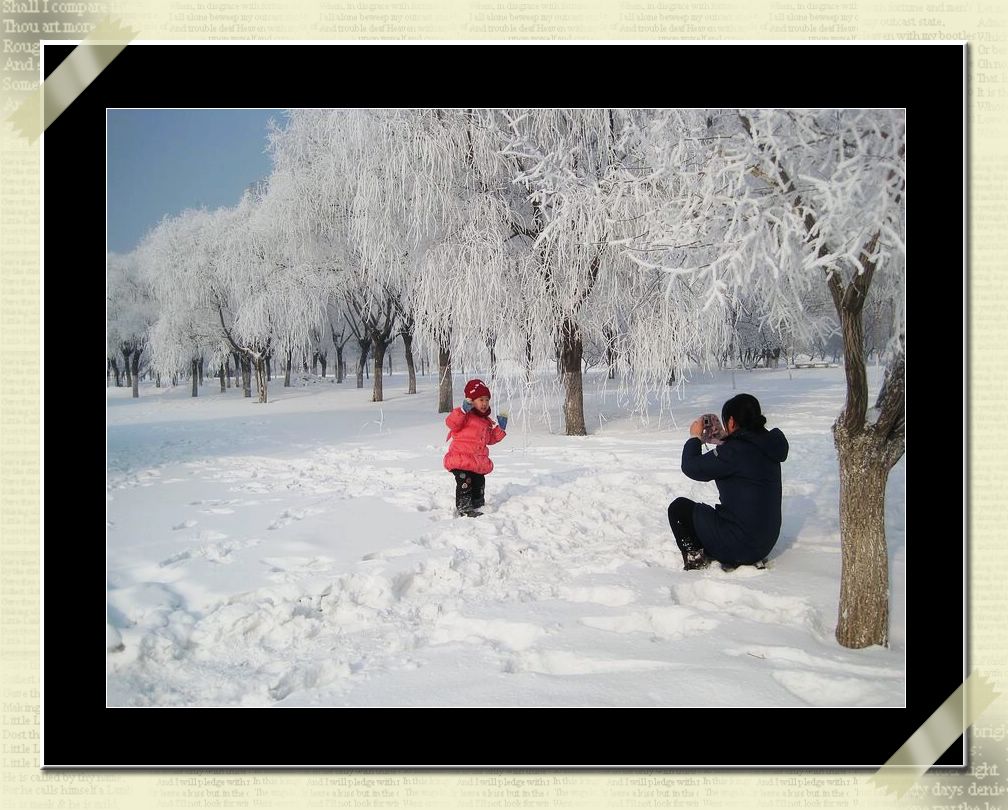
[105,365,905,707]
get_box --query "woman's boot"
[675,535,710,571]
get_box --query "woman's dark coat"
[681,428,789,564]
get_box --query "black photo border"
[48,41,965,768]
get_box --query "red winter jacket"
[443,407,506,475]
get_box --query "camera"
[699,413,725,445]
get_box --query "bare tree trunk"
[191,359,199,398]
[219,363,226,393]
[122,349,133,388]
[241,355,252,398]
[525,335,534,384]
[438,341,453,413]
[198,356,204,385]
[319,352,328,378]
[284,348,293,388]
[387,350,392,376]
[155,373,161,388]
[604,325,617,380]
[110,358,122,387]
[833,334,905,648]
[356,339,370,389]
[487,333,497,381]
[266,354,272,382]
[255,355,268,404]
[559,318,587,436]
[825,233,905,649]
[372,341,388,402]
[403,332,417,394]
[225,359,232,388]
[131,349,141,399]
[835,426,892,648]
[335,347,345,383]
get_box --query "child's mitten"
[461,398,473,413]
[497,412,508,430]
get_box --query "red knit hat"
[464,379,491,400]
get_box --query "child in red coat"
[444,378,508,517]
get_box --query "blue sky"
[107,109,287,254]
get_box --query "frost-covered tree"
[335,108,517,411]
[634,108,906,649]
[501,108,696,433]
[735,110,905,650]
[139,210,223,398]
[234,181,330,402]
[107,250,156,398]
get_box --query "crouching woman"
[669,393,789,570]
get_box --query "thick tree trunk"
[438,342,453,413]
[191,359,199,398]
[335,347,345,383]
[829,264,905,649]
[122,349,132,387]
[110,358,121,387]
[403,333,417,394]
[225,359,232,388]
[266,355,272,382]
[559,318,587,436]
[219,363,226,393]
[320,352,328,378]
[834,427,892,648]
[372,341,388,402]
[198,357,204,385]
[284,348,293,388]
[131,349,141,399]
[155,373,161,388]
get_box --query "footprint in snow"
[267,509,302,530]
[430,613,546,652]
[672,580,821,632]
[771,669,901,707]
[580,606,719,640]
[159,549,193,567]
[557,584,636,607]
[505,649,681,676]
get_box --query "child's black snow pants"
[450,469,485,514]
